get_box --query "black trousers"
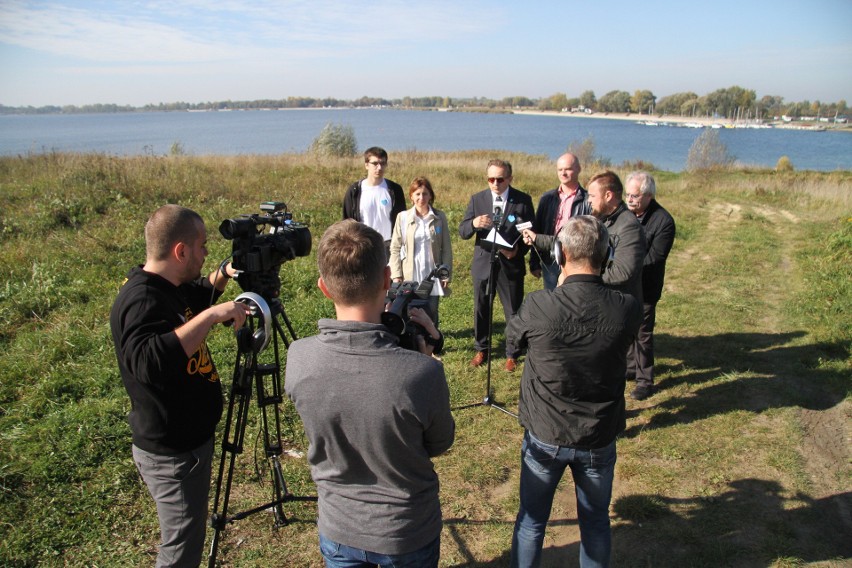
[626,302,656,386]
[473,265,524,358]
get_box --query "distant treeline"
[1,87,847,119]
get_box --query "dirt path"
[532,200,851,566]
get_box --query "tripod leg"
[208,332,258,567]
[254,356,290,527]
[207,297,313,566]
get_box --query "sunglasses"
[487,177,506,184]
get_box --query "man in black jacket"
[529,152,590,290]
[110,205,249,567]
[342,146,407,260]
[624,171,676,401]
[507,215,641,568]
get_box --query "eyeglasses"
[487,177,506,184]
[367,160,387,167]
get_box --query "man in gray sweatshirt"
[285,219,455,567]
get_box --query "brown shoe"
[505,358,517,372]
[469,351,487,367]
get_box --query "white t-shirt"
[359,180,393,240]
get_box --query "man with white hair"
[624,171,676,401]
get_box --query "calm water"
[1,109,849,172]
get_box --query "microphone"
[493,205,503,231]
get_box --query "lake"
[1,108,849,172]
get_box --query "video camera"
[381,264,450,351]
[219,202,312,300]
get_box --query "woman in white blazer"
[389,177,453,324]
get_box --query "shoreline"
[512,109,850,132]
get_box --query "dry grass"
[0,153,849,567]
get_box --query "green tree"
[502,96,535,108]
[630,90,657,114]
[656,92,698,116]
[811,100,822,116]
[539,92,569,111]
[579,90,597,109]
[758,95,785,118]
[597,90,631,113]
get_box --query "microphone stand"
[455,205,517,418]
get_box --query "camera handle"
[207,295,316,568]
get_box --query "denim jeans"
[510,431,617,568]
[319,533,440,568]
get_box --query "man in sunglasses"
[342,146,407,260]
[459,159,535,372]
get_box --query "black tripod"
[207,293,316,567]
[456,218,518,418]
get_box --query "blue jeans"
[510,431,617,568]
[319,533,440,568]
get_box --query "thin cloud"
[0,0,501,64]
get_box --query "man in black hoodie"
[110,204,249,567]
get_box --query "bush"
[567,135,611,170]
[309,123,358,157]
[776,155,794,172]
[686,129,735,171]
[169,141,186,156]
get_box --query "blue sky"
[0,0,850,107]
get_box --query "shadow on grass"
[622,331,849,437]
[443,479,852,567]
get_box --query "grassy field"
[0,152,850,567]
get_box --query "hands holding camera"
[408,307,442,357]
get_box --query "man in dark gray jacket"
[507,215,642,568]
[285,220,454,567]
[586,170,646,302]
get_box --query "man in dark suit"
[459,159,535,372]
[624,171,676,401]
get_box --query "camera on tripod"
[382,264,449,351]
[219,201,312,299]
[209,202,317,567]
